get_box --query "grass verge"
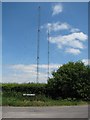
[2,96,88,106]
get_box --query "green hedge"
[2,83,47,95]
[1,82,89,101]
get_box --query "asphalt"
[1,105,88,118]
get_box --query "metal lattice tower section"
[47,30,50,79]
[36,6,40,83]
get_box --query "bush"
[47,61,90,100]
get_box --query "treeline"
[1,61,90,101]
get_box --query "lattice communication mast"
[47,30,50,79]
[36,6,50,83]
[36,6,40,83]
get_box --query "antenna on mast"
[36,6,40,83]
[47,30,50,80]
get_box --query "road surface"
[2,105,88,118]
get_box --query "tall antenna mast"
[47,30,50,79]
[36,6,40,83]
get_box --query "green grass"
[2,95,88,106]
[0,92,2,106]
[0,96,2,106]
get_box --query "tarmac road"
[2,105,88,118]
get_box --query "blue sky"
[2,2,88,83]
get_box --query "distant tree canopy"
[47,61,90,100]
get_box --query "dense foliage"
[1,61,90,101]
[47,61,90,100]
[2,83,46,95]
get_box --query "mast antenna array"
[48,30,50,79]
[36,6,40,83]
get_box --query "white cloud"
[3,64,61,83]
[70,28,80,33]
[66,32,88,41]
[43,22,70,32]
[65,48,81,55]
[49,32,87,51]
[82,59,90,66]
[9,64,61,72]
[41,22,83,35]
[41,21,88,55]
[9,64,37,73]
[52,4,63,16]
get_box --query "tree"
[47,61,90,100]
